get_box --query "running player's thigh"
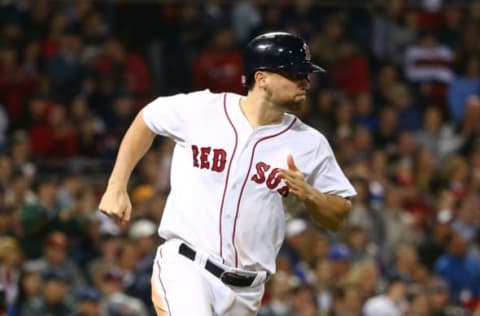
[151,248,213,316]
[224,285,264,316]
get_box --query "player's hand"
[98,185,132,224]
[278,155,313,202]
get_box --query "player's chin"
[293,94,307,106]
[284,101,303,112]
[295,93,307,102]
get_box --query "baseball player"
[99,32,356,315]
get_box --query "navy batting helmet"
[242,32,325,86]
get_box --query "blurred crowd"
[1,0,480,315]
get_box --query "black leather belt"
[179,243,256,287]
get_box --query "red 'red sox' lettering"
[192,145,227,172]
[251,162,289,196]
[251,162,270,183]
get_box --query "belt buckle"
[220,271,252,287]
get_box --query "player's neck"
[241,93,284,128]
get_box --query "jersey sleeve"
[307,135,357,199]
[141,92,197,144]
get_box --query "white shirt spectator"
[363,295,404,316]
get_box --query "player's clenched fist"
[278,155,313,202]
[98,185,132,224]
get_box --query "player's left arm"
[278,155,352,231]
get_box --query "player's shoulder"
[151,89,221,103]
[290,116,331,150]
[150,89,228,113]
[174,89,222,103]
[188,89,239,108]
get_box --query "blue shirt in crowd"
[434,251,480,304]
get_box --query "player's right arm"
[98,90,211,223]
[98,112,155,223]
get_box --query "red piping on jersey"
[219,93,238,260]
[232,117,297,267]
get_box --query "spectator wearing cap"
[26,231,85,291]
[329,244,352,284]
[129,218,157,268]
[427,277,466,316]
[95,265,148,316]
[71,286,101,316]
[128,219,158,308]
[21,268,74,316]
[279,218,311,283]
[362,273,409,316]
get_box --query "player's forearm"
[107,112,155,189]
[303,187,352,231]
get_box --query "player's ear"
[255,71,267,89]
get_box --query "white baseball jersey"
[142,90,356,274]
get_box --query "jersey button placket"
[221,178,241,265]
[223,135,254,266]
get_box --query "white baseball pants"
[150,239,265,316]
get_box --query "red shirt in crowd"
[192,49,244,94]
[329,55,372,97]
